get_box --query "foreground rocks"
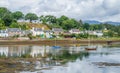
[93,62,120,66]
[0,58,38,73]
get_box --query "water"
[0,45,120,73]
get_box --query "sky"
[0,0,120,22]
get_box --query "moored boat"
[85,47,97,50]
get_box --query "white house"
[31,27,44,36]
[45,30,53,38]
[69,29,80,34]
[87,30,103,37]
[0,30,8,37]
[93,31,103,37]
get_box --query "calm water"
[0,44,120,73]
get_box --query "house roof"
[70,29,80,32]
[33,28,42,31]
[7,28,21,32]
[0,30,8,33]
[44,30,53,33]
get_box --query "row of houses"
[0,27,104,38]
[52,28,103,37]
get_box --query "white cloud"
[0,0,120,22]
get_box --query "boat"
[85,47,97,50]
[52,38,61,49]
[52,46,61,49]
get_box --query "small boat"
[52,38,61,49]
[85,47,97,50]
[52,46,61,49]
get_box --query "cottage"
[7,28,22,37]
[87,30,103,37]
[69,29,80,34]
[22,30,31,36]
[44,30,53,38]
[0,30,8,37]
[52,28,63,35]
[93,31,103,37]
[31,27,44,37]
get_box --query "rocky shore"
[0,39,120,45]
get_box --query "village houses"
[69,29,80,34]
[0,27,104,38]
[7,28,22,37]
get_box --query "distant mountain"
[83,20,101,24]
[104,21,120,25]
[83,20,120,25]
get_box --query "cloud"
[0,0,120,22]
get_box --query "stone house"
[7,28,22,37]
[52,28,63,35]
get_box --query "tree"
[0,7,13,26]
[9,22,20,28]
[83,23,90,30]
[103,30,115,37]
[40,15,47,24]
[45,15,57,24]
[12,11,24,20]
[0,19,6,29]
[62,19,75,30]
[2,13,13,26]
[57,15,69,26]
[0,7,11,19]
[25,13,38,22]
[78,19,83,28]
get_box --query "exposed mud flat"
[0,58,40,73]
[93,62,120,66]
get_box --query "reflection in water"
[0,45,120,73]
[0,45,90,59]
[0,46,51,58]
[41,60,102,73]
[0,47,8,57]
[41,59,120,73]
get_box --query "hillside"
[18,22,50,30]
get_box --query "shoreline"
[0,39,120,45]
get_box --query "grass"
[19,22,50,30]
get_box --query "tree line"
[0,7,120,37]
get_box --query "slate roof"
[7,28,21,32]
[0,30,8,33]
[33,28,42,31]
[70,29,80,32]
